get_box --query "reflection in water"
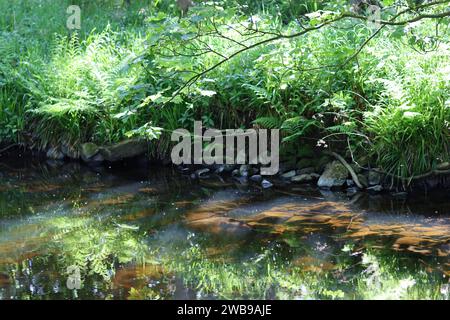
[0,159,449,300]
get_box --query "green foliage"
[163,239,447,300]
[0,0,449,180]
[47,216,148,280]
[362,39,450,179]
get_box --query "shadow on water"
[0,156,448,300]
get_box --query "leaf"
[252,116,282,129]
[198,89,217,97]
[391,26,405,39]
[403,111,421,118]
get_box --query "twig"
[326,151,365,189]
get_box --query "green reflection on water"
[0,162,448,300]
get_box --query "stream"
[0,157,449,300]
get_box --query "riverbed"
[0,157,449,300]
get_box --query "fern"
[325,122,357,134]
[281,116,319,143]
[252,116,282,129]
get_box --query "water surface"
[0,158,449,300]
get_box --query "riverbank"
[2,142,449,194]
[1,1,449,194]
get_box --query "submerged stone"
[187,215,251,237]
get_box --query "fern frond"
[252,116,282,129]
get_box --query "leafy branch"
[152,1,450,103]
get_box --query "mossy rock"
[99,139,148,162]
[80,142,100,161]
[317,160,349,189]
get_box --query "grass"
[0,0,448,181]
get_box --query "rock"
[296,158,315,170]
[177,166,191,174]
[261,179,273,189]
[281,170,296,179]
[213,164,225,174]
[231,169,240,177]
[346,187,359,195]
[315,155,332,173]
[190,173,197,180]
[250,175,263,183]
[367,185,383,193]
[234,176,249,185]
[368,170,381,186]
[61,144,79,159]
[80,142,99,161]
[297,167,315,175]
[437,162,450,170]
[346,179,355,187]
[279,161,296,173]
[46,147,65,160]
[357,174,368,188]
[89,153,104,163]
[46,159,64,168]
[310,173,320,179]
[317,161,348,189]
[239,165,250,177]
[186,216,251,237]
[223,164,237,172]
[195,168,210,178]
[291,174,316,183]
[99,139,148,162]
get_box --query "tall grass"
[362,36,450,179]
[0,0,448,180]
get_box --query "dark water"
[0,158,449,300]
